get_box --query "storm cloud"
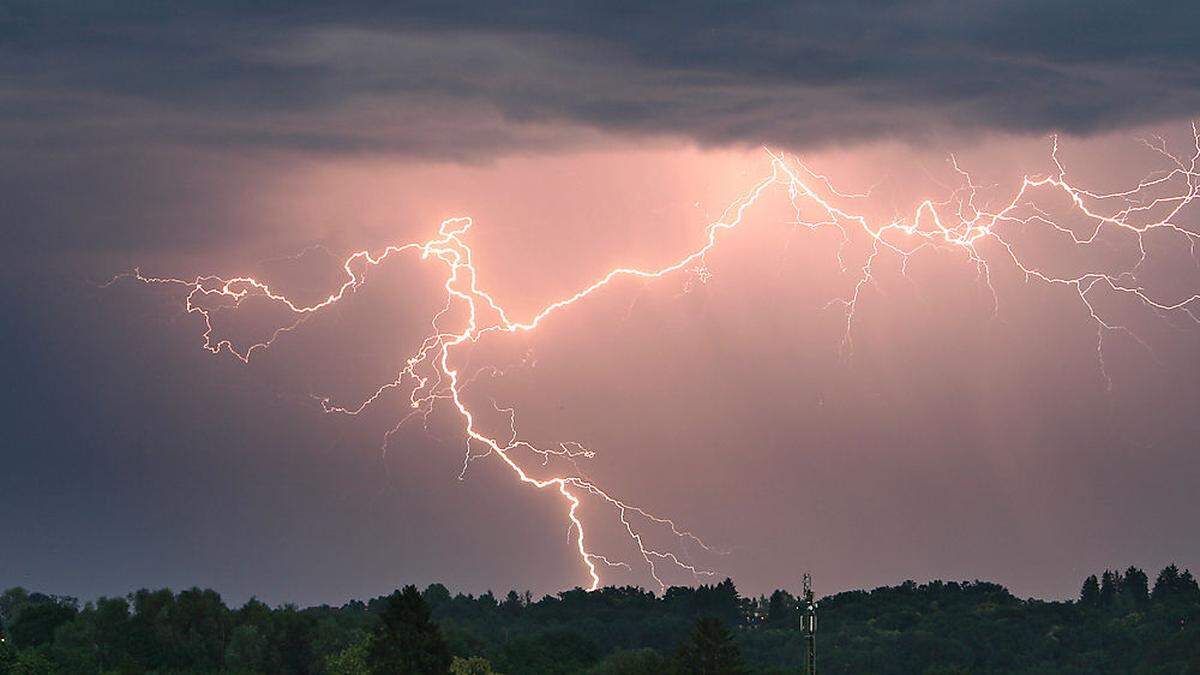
[3,1,1199,157]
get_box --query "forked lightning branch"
[113,125,1200,592]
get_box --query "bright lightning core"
[112,125,1200,592]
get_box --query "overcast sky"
[2,2,1199,606]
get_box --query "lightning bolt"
[110,124,1200,591]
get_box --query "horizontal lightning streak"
[114,124,1200,590]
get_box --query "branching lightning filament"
[112,125,1200,591]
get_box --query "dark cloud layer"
[3,1,1199,157]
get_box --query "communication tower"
[801,572,817,675]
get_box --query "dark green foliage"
[7,601,76,650]
[274,605,319,674]
[224,624,269,672]
[366,585,452,675]
[586,648,669,674]
[449,654,496,674]
[326,636,369,675]
[495,630,598,674]
[0,639,16,672]
[1099,569,1119,607]
[2,563,1199,674]
[1153,564,1200,602]
[1080,574,1100,607]
[675,617,745,674]
[0,589,31,629]
[1122,566,1150,606]
[6,648,56,675]
[766,589,796,628]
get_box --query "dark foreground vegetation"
[2,565,1198,674]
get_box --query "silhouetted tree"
[766,589,794,627]
[715,578,742,626]
[127,588,177,668]
[1153,564,1200,602]
[0,588,30,630]
[7,601,76,650]
[500,590,524,617]
[367,585,452,675]
[675,617,744,674]
[90,596,132,671]
[423,584,452,612]
[1122,566,1150,605]
[172,587,230,669]
[478,591,498,610]
[273,604,318,674]
[1080,574,1101,607]
[1099,569,1121,606]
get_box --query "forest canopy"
[1,565,1198,674]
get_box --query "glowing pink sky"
[16,125,1190,603]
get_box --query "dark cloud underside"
[2,0,1199,157]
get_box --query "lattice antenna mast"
[801,572,817,675]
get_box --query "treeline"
[1,565,1198,674]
